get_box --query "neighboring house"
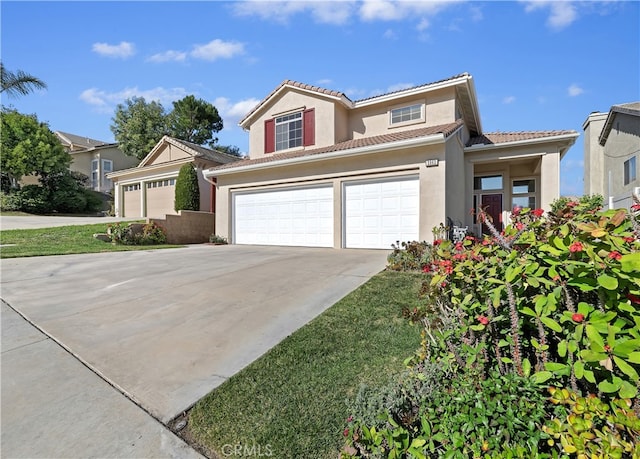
[55,131,139,193]
[583,102,640,210]
[107,135,240,218]
[203,73,578,250]
[20,131,138,192]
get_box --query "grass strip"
[0,223,182,258]
[187,270,423,459]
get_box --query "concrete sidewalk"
[1,300,203,459]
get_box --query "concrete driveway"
[1,244,388,453]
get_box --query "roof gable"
[599,101,640,146]
[55,131,109,151]
[138,136,241,167]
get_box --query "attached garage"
[123,184,141,218]
[343,176,420,249]
[146,178,176,218]
[233,185,334,247]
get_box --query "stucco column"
[419,159,447,243]
[113,184,121,217]
[140,180,147,218]
[540,151,560,210]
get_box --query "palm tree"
[1,63,47,98]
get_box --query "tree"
[167,95,223,148]
[213,144,244,158]
[0,63,47,98]
[0,109,70,188]
[110,97,167,160]
[174,163,200,212]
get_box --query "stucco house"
[583,102,640,210]
[108,135,240,218]
[203,73,578,249]
[55,131,139,193]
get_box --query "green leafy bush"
[18,184,51,214]
[344,199,640,457]
[209,234,228,244]
[543,387,640,458]
[108,222,166,245]
[174,163,200,212]
[0,191,23,211]
[387,241,434,272]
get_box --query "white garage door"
[233,185,334,247]
[344,176,419,249]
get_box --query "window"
[123,184,140,192]
[265,108,315,153]
[390,103,422,125]
[275,112,302,151]
[102,159,113,189]
[624,156,637,185]
[474,175,503,191]
[512,179,536,210]
[91,159,99,189]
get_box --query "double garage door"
[233,176,419,249]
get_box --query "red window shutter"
[303,108,315,147]
[264,118,275,153]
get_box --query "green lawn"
[185,270,423,459]
[0,223,182,258]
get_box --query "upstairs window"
[390,103,423,126]
[276,112,303,151]
[91,159,99,189]
[265,108,315,153]
[624,156,637,185]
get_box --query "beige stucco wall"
[603,112,639,203]
[247,90,340,158]
[349,87,457,140]
[583,112,607,196]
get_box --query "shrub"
[0,191,23,211]
[387,241,434,272]
[543,387,640,458]
[18,184,51,214]
[209,234,228,244]
[108,222,166,245]
[174,164,200,212]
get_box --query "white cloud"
[522,1,578,30]
[417,18,430,32]
[147,50,187,63]
[503,96,516,104]
[79,86,189,113]
[359,0,461,21]
[568,83,584,96]
[387,82,415,93]
[231,1,356,25]
[214,97,261,124]
[383,28,397,39]
[191,39,245,61]
[92,41,135,59]
[316,78,333,86]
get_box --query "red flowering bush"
[343,198,640,458]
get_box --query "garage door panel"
[344,177,419,249]
[234,186,333,247]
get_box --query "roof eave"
[204,132,449,178]
[464,132,580,157]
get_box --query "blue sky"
[2,1,639,196]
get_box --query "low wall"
[149,210,215,244]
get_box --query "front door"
[481,194,503,234]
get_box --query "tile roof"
[170,138,241,164]
[354,73,470,103]
[210,120,464,172]
[467,130,578,147]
